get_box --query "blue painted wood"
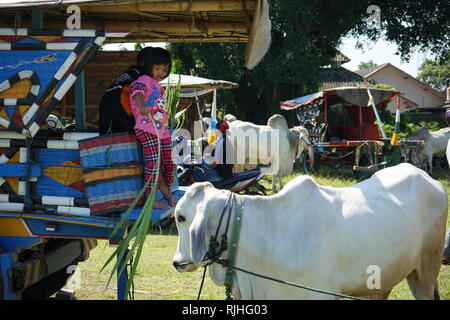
[0,236,42,253]
[117,250,128,300]
[0,212,124,241]
[0,164,41,177]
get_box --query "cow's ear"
[189,208,208,264]
[186,182,214,199]
[296,128,310,158]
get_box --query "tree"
[358,61,377,70]
[350,0,450,62]
[169,0,450,125]
[417,57,450,91]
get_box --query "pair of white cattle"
[173,163,448,300]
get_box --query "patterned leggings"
[135,129,176,195]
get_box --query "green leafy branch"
[101,119,163,300]
[165,75,183,129]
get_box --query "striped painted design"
[10,258,46,291]
[0,42,78,51]
[79,132,145,216]
[87,185,144,216]
[79,133,142,170]
[0,130,98,141]
[80,238,98,256]
[0,138,78,149]
[83,166,143,184]
[0,194,88,207]
[0,202,90,216]
[24,36,106,138]
[0,28,128,38]
[0,28,127,138]
[0,70,39,106]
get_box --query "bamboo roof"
[0,0,272,69]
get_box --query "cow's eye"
[177,215,186,223]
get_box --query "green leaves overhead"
[168,0,449,126]
[417,57,450,91]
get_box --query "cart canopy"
[160,74,238,98]
[280,87,400,110]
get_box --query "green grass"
[73,166,450,300]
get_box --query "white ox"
[447,139,450,168]
[173,163,448,300]
[408,127,450,175]
[227,114,310,192]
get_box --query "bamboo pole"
[82,0,257,13]
[41,20,250,34]
[109,36,248,43]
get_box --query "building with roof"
[355,63,446,114]
[318,52,366,90]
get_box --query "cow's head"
[415,126,430,140]
[290,126,311,159]
[173,182,231,274]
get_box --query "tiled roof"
[354,63,388,78]
[318,67,366,90]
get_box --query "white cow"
[408,127,450,175]
[447,139,450,168]
[173,163,448,300]
[223,114,237,122]
[227,114,310,192]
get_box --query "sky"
[103,36,434,78]
[338,35,435,77]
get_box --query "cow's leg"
[428,158,433,176]
[272,175,278,193]
[406,256,441,300]
[278,176,283,190]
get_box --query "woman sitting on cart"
[192,120,234,183]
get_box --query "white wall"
[385,96,418,113]
[370,67,445,111]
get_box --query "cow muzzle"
[173,260,199,272]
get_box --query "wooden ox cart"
[280,87,425,179]
[0,0,271,300]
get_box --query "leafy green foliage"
[370,83,441,138]
[358,60,377,69]
[169,1,449,126]
[417,56,450,91]
[350,0,450,61]
[101,118,166,300]
[164,75,182,129]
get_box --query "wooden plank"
[83,0,257,12]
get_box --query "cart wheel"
[352,155,373,181]
[329,158,342,169]
[300,148,319,174]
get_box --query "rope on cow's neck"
[197,192,368,301]
[197,192,235,300]
[228,266,368,300]
[197,266,208,300]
